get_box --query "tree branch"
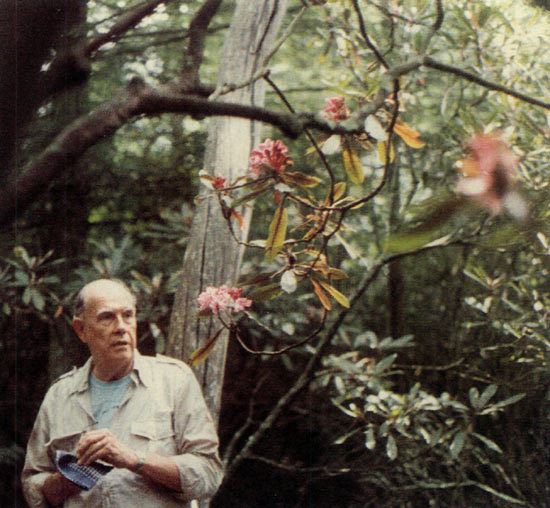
[423,56,550,110]
[179,0,223,90]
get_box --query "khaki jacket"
[22,351,223,507]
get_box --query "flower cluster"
[212,175,227,190]
[249,139,293,178]
[456,133,520,215]
[197,285,252,315]
[323,96,350,122]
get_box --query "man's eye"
[123,312,135,320]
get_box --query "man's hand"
[43,472,81,506]
[76,429,138,470]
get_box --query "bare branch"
[179,0,223,90]
[423,56,550,110]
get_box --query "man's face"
[73,281,137,380]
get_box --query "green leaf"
[450,431,466,458]
[318,280,350,308]
[265,205,287,262]
[365,426,376,450]
[230,185,271,208]
[469,387,480,409]
[386,434,397,461]
[31,289,45,312]
[374,353,397,375]
[479,384,498,407]
[471,432,502,453]
[492,393,526,410]
[247,283,283,301]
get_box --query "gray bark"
[166,0,289,424]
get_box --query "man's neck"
[92,360,133,382]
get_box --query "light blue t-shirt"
[89,373,132,429]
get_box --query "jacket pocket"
[130,413,176,454]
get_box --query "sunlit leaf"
[189,328,223,366]
[365,426,376,450]
[364,115,387,141]
[311,279,331,310]
[265,205,288,262]
[394,120,425,148]
[322,134,341,155]
[377,141,395,164]
[342,137,364,185]
[471,432,503,453]
[280,271,297,293]
[318,280,350,308]
[386,434,397,460]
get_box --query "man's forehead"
[84,282,135,311]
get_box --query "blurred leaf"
[318,280,350,307]
[479,384,498,407]
[342,136,364,185]
[311,279,331,310]
[471,432,503,453]
[247,283,283,301]
[394,120,425,148]
[450,431,466,458]
[386,434,397,460]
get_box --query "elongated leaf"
[282,171,322,188]
[471,432,503,453]
[450,430,466,458]
[374,353,397,375]
[479,384,498,407]
[394,120,425,148]
[333,182,347,201]
[189,328,223,366]
[377,141,395,164]
[492,393,526,409]
[265,205,287,262]
[469,387,480,408]
[342,137,364,185]
[248,283,283,301]
[230,186,271,208]
[318,280,350,308]
[365,426,376,450]
[311,279,331,310]
[386,434,397,460]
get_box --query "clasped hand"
[76,429,136,470]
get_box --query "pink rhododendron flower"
[249,139,293,178]
[456,133,520,214]
[197,285,252,315]
[212,175,227,190]
[323,96,350,122]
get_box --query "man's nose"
[114,314,127,331]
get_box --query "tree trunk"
[166,0,289,424]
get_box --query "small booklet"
[54,450,114,490]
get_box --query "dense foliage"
[2,0,550,506]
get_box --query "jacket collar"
[69,349,150,394]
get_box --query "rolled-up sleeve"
[21,400,54,508]
[172,367,224,501]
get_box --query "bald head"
[74,279,136,318]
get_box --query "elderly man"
[22,279,223,507]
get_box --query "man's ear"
[72,318,87,344]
